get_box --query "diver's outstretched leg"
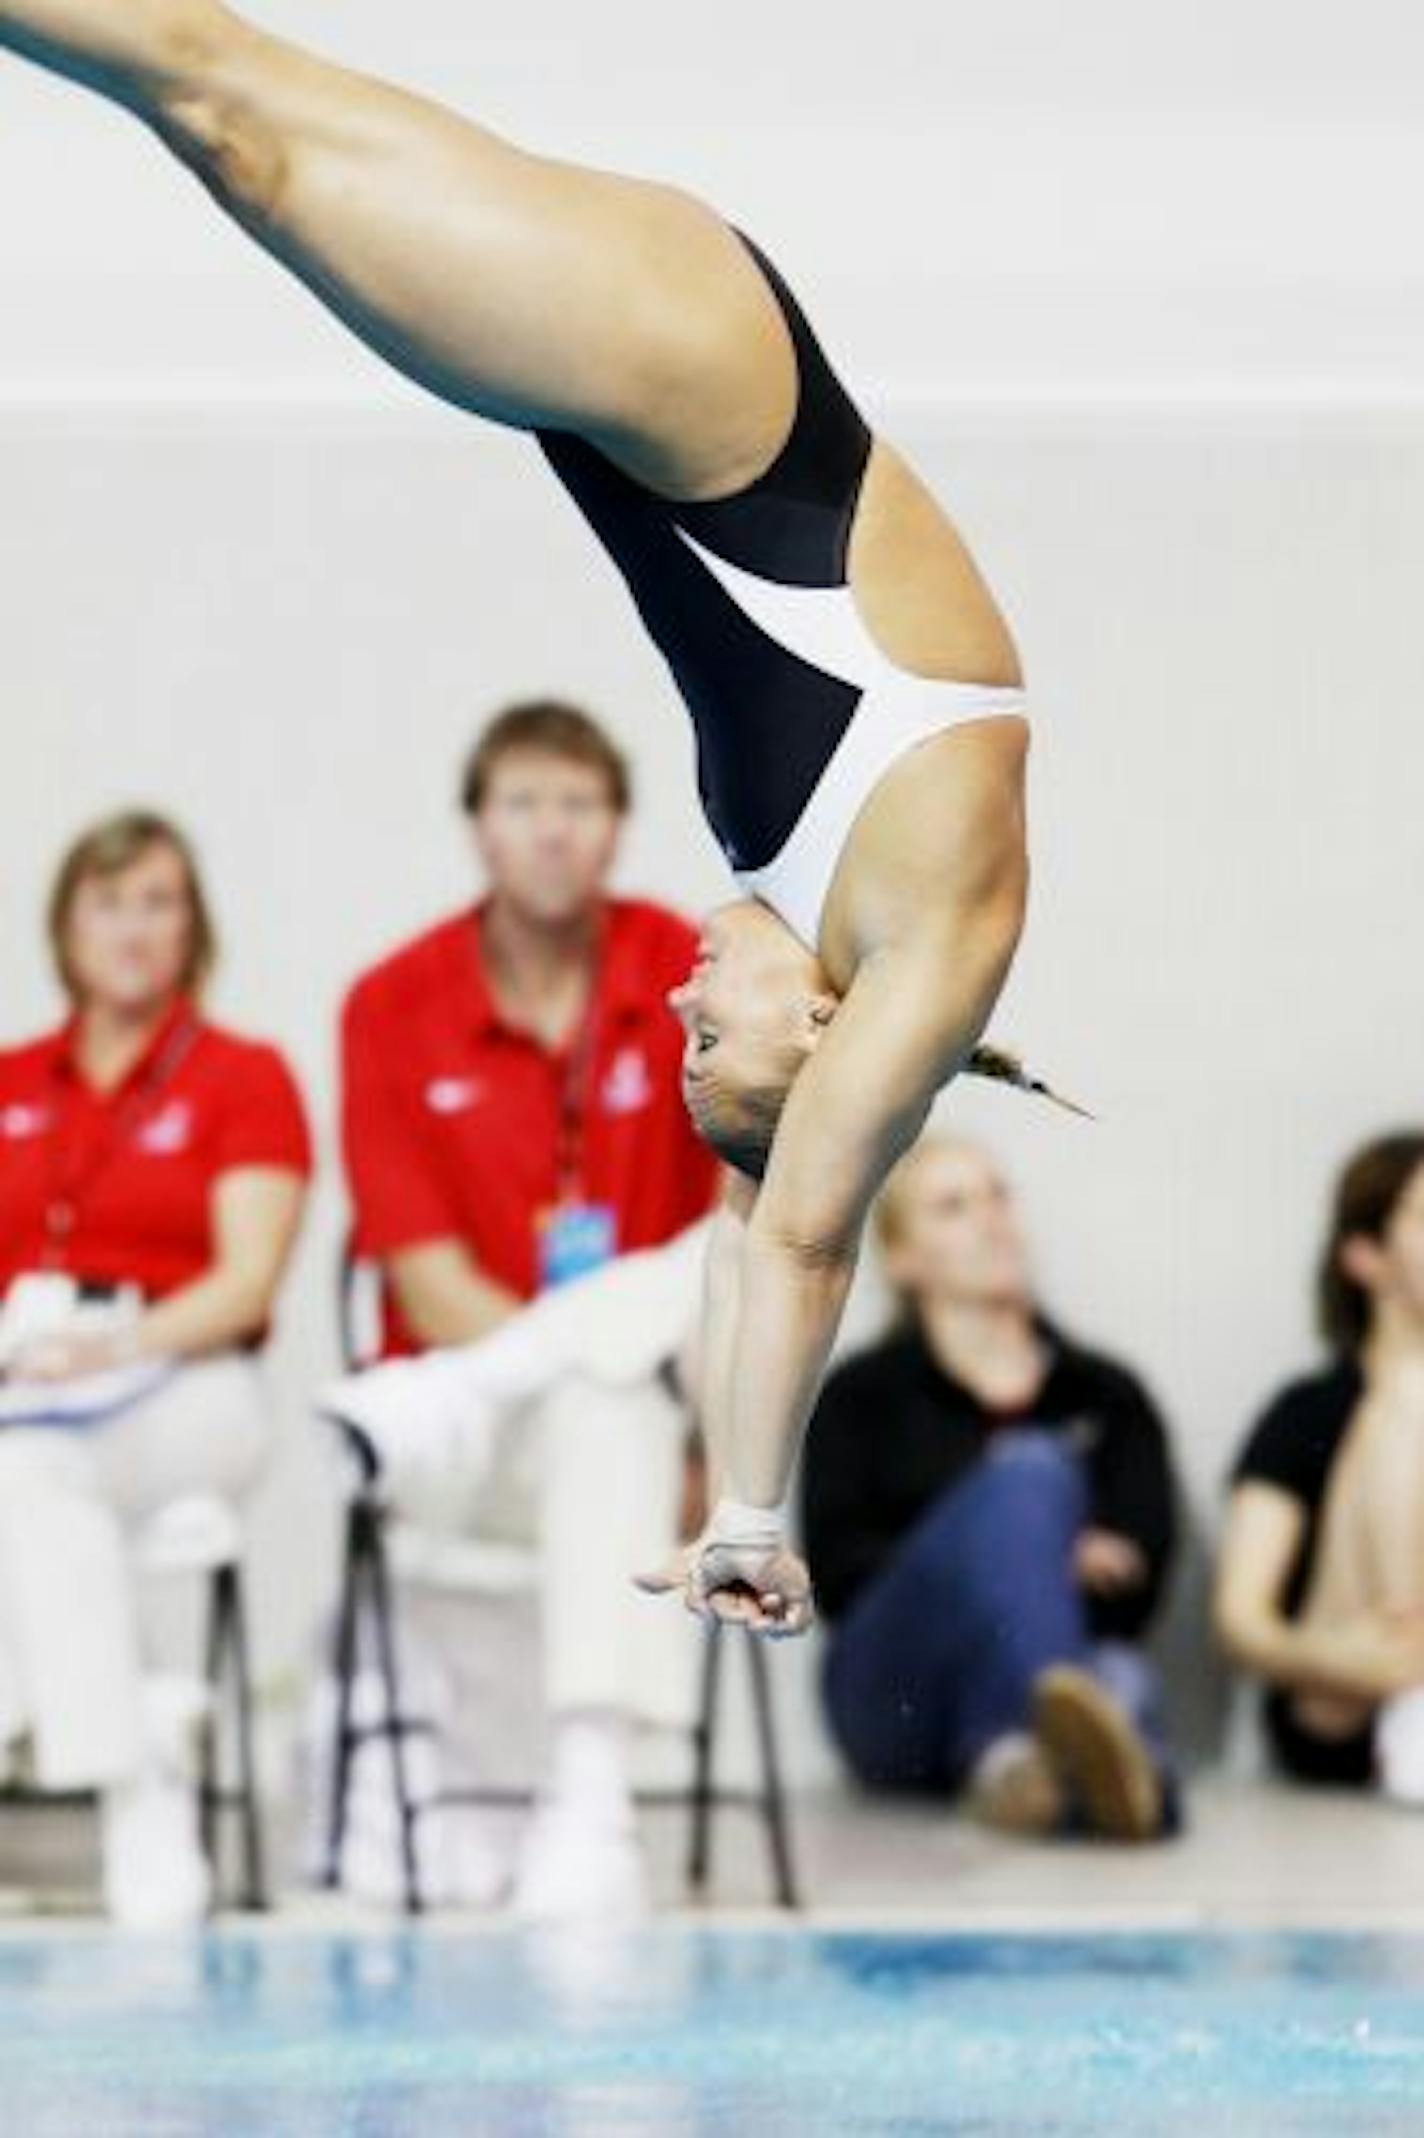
[0,0,796,494]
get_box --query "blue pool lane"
[2,1928,1424,2134]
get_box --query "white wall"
[1,0,1422,1780]
[4,404,1422,1779]
[3,0,1424,411]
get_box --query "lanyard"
[552,984,603,1207]
[477,908,609,1211]
[42,1014,201,1262]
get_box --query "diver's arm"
[692,870,1024,1633]
[727,903,1021,1511]
[688,919,1019,1637]
[691,1169,759,1498]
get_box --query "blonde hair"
[873,1047,1087,1304]
[874,1145,926,1260]
[872,1135,982,1328]
[48,810,217,1003]
[962,1043,1093,1121]
[698,1039,1089,1186]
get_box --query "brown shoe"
[1032,1665,1162,1842]
[965,1733,1066,1837]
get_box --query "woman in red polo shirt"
[0,810,310,1928]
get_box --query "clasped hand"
[636,1532,814,1639]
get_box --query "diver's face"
[666,903,821,1126]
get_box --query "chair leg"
[323,1500,364,1891]
[363,1506,425,1916]
[746,1633,799,1910]
[202,1564,268,1914]
[198,1570,225,1877]
[686,1625,723,1895]
[223,1565,268,1912]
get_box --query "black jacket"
[800,1320,1177,1637]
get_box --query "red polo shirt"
[342,899,718,1355]
[0,999,312,1301]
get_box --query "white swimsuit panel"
[675,526,1029,953]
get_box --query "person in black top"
[801,1135,1178,1841]
[1216,1133,1424,1793]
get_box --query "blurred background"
[2,0,1422,1786]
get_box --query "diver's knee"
[157,85,291,218]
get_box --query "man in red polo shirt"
[336,698,718,1920]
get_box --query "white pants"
[441,1366,694,1728]
[329,1224,712,1732]
[0,1355,271,1789]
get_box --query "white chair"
[0,1490,267,1913]
[322,1245,800,1913]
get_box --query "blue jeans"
[822,1431,1169,1797]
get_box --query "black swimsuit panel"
[536,232,873,873]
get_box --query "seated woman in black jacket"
[801,1135,1179,1841]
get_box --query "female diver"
[0,0,1063,1633]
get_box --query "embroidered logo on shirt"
[425,1075,484,1117]
[135,1100,194,1156]
[0,1103,51,1140]
[601,1047,653,1116]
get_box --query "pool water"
[3,1927,1424,2134]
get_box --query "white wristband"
[708,1495,788,1553]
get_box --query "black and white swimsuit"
[537,229,1028,954]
